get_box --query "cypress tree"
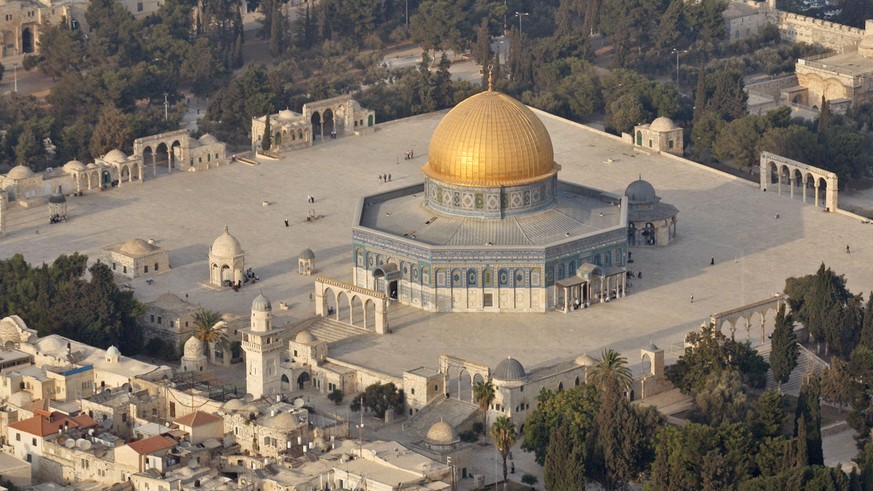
[693,64,707,123]
[859,294,873,349]
[795,376,824,466]
[544,419,585,491]
[795,418,809,467]
[770,304,799,390]
[261,115,272,152]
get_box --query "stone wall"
[775,12,865,51]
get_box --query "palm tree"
[192,309,226,363]
[473,377,496,422]
[588,348,633,395]
[490,415,517,490]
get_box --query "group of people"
[306,195,316,203]
[404,149,415,160]
[49,214,67,224]
[378,173,392,183]
[244,268,259,283]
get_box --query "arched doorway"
[142,147,154,167]
[170,140,182,169]
[101,170,112,187]
[220,264,232,285]
[21,28,33,53]
[368,114,374,127]
[297,372,311,390]
[636,130,642,146]
[323,109,335,137]
[155,142,170,173]
[281,374,291,392]
[311,112,322,141]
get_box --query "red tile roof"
[9,411,97,437]
[127,435,177,455]
[174,411,222,427]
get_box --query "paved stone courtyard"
[3,110,873,377]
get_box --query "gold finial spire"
[487,64,494,92]
[224,224,229,234]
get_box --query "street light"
[515,12,528,36]
[405,0,408,29]
[163,92,169,121]
[12,63,17,93]
[671,49,687,93]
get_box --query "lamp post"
[405,0,408,29]
[671,49,687,93]
[515,12,528,36]
[12,63,17,93]
[163,92,169,121]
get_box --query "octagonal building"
[352,88,628,312]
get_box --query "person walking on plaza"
[690,293,694,304]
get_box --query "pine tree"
[770,304,799,390]
[261,115,272,152]
[544,418,585,491]
[795,375,823,466]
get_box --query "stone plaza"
[2,107,873,378]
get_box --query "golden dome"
[422,91,558,187]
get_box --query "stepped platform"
[288,316,372,346]
[758,341,829,396]
[403,397,479,442]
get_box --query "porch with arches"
[760,151,838,211]
[314,277,388,334]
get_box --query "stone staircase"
[289,316,371,345]
[758,342,829,396]
[403,397,480,441]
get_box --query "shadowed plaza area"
[3,108,873,375]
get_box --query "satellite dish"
[64,439,76,448]
[76,439,92,450]
[88,429,95,436]
[293,398,305,409]
[243,393,254,403]
[180,441,191,448]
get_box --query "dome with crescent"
[422,90,558,188]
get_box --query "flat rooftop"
[358,181,621,247]
[800,52,873,76]
[3,108,873,376]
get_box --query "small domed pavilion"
[209,226,245,287]
[625,178,678,247]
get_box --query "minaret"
[241,293,283,399]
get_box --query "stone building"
[104,238,170,279]
[633,117,684,156]
[625,179,679,247]
[250,95,375,153]
[0,0,81,60]
[220,400,312,459]
[140,293,200,353]
[794,23,873,106]
[352,87,628,313]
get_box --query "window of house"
[410,388,415,395]
[668,140,674,149]
[123,266,127,274]
[150,314,155,322]
[15,433,20,441]
[157,316,162,324]
[122,414,127,423]
[155,263,159,271]
[32,437,37,445]
[26,454,31,462]
[169,402,176,417]
[137,2,143,11]
[144,265,148,273]
[113,263,117,270]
